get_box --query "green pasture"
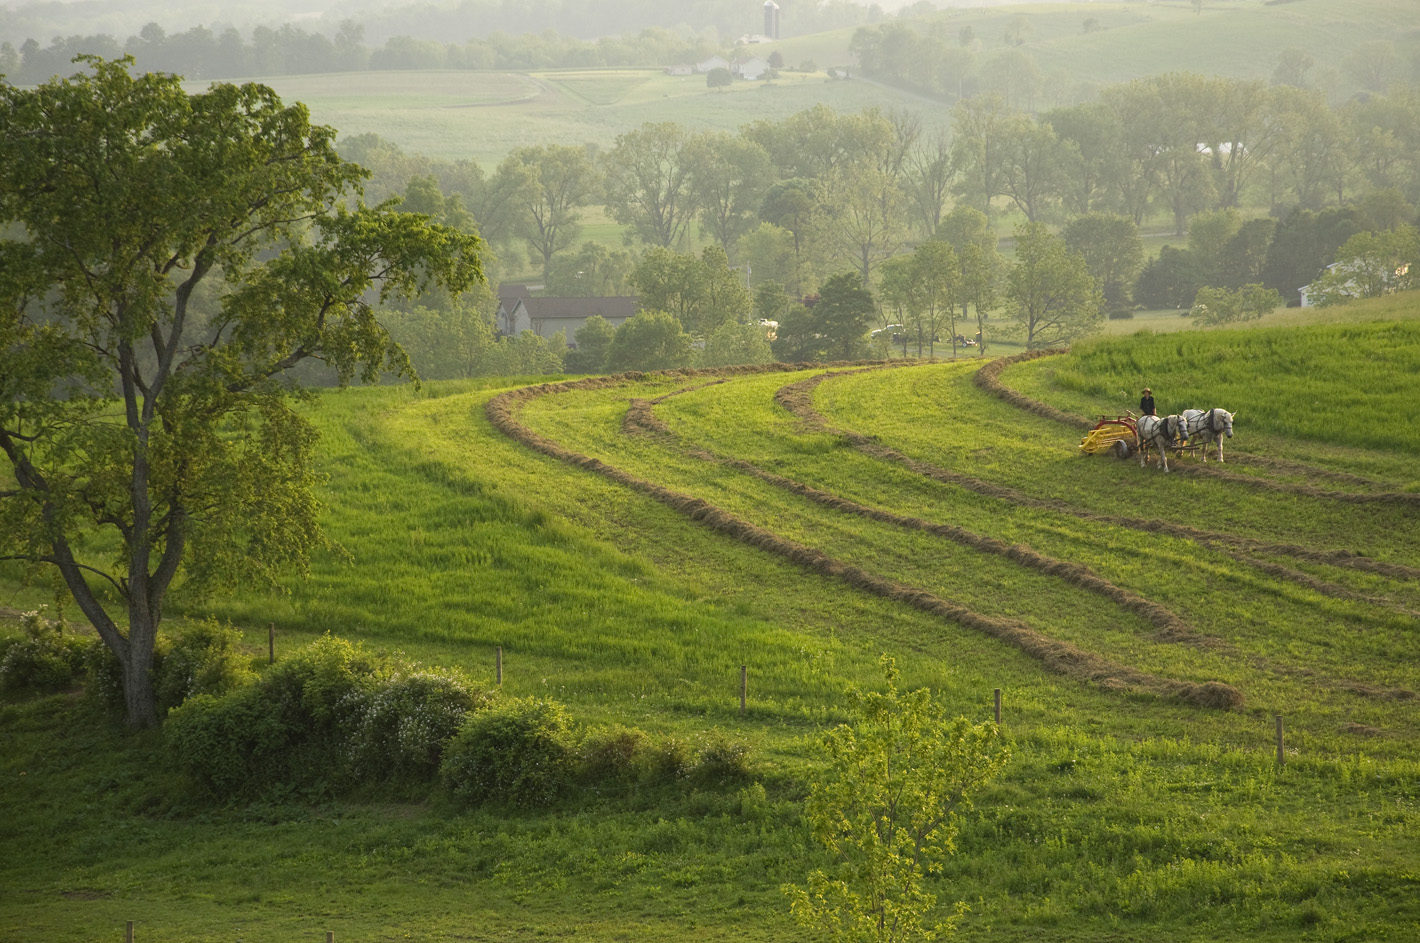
[256,67,951,166]
[871,0,1414,96]
[4,307,1420,941]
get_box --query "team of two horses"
[1137,408,1235,472]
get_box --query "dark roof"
[524,296,639,319]
[496,285,639,320]
[498,283,534,306]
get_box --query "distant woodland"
[0,0,877,82]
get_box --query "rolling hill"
[3,294,1418,942]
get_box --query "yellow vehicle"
[1079,414,1138,459]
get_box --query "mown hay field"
[2,298,1418,942]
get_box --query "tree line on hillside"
[0,23,723,82]
[0,0,876,64]
[336,77,1420,379]
[0,0,883,86]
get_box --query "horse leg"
[1217,438,1225,463]
[1160,439,1170,473]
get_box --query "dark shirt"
[1140,394,1156,416]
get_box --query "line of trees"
[337,76,1420,377]
[0,24,724,83]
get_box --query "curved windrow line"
[624,397,1207,647]
[486,370,1245,711]
[631,390,1419,702]
[776,372,1420,589]
[976,350,1419,502]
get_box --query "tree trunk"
[121,609,161,728]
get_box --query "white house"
[695,56,730,74]
[733,56,772,81]
[496,285,639,343]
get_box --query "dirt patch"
[1341,722,1388,737]
[61,889,111,900]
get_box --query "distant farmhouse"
[732,56,772,81]
[496,285,639,343]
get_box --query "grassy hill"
[3,294,1419,941]
[249,67,949,167]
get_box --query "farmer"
[1139,387,1156,417]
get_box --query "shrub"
[82,642,125,713]
[0,607,94,696]
[350,669,490,784]
[578,724,649,787]
[692,731,751,784]
[155,620,256,711]
[646,736,694,783]
[441,697,577,808]
[166,686,290,796]
[165,636,392,798]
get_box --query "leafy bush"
[166,636,391,798]
[578,724,649,786]
[165,686,290,797]
[691,731,751,784]
[155,620,256,711]
[646,735,694,782]
[441,697,577,808]
[350,669,490,783]
[0,607,93,696]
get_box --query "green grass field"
[252,67,951,167]
[3,293,1419,942]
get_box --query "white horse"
[1182,408,1236,463]
[1137,414,1187,472]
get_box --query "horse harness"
[1146,414,1183,445]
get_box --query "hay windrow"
[627,393,1207,648]
[488,369,1243,711]
[777,370,1420,586]
[977,350,1418,503]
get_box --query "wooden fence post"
[496,646,503,686]
[1275,715,1285,765]
[740,665,747,716]
[994,688,1002,725]
[126,921,133,943]
[268,622,275,665]
[327,932,334,943]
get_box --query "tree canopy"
[0,57,483,727]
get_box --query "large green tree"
[1062,213,1143,317]
[0,58,483,727]
[603,310,693,372]
[773,272,876,362]
[684,132,773,254]
[936,207,1001,356]
[500,144,600,282]
[602,122,695,247]
[630,245,751,338]
[1004,222,1102,348]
